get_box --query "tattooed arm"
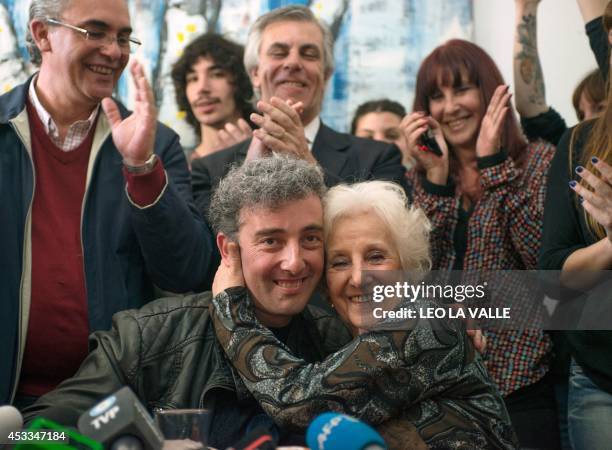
[513,0,548,118]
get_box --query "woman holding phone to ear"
[401,39,558,448]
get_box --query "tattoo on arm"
[516,13,546,107]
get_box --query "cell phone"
[418,128,443,157]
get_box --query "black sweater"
[539,122,612,395]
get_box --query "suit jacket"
[191,122,407,218]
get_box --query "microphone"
[306,413,387,450]
[225,426,278,450]
[110,435,146,450]
[77,386,163,450]
[0,405,23,441]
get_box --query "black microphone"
[306,413,387,450]
[77,386,163,450]
[225,426,278,450]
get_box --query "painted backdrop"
[0,0,472,148]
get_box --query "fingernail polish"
[578,196,584,204]
[569,180,577,188]
[575,166,584,174]
[591,157,599,164]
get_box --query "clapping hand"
[217,118,253,149]
[248,97,315,164]
[102,61,157,166]
[475,85,512,158]
[570,158,612,243]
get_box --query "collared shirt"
[303,116,321,151]
[28,75,166,207]
[28,75,99,152]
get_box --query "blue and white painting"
[0,0,472,148]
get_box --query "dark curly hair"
[171,33,254,137]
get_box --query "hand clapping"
[475,84,512,158]
[570,157,612,243]
[102,61,157,167]
[245,97,315,165]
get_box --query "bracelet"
[123,154,157,174]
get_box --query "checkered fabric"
[407,140,556,396]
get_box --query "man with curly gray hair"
[210,153,327,238]
[23,154,350,449]
[209,153,330,326]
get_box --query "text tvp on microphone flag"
[78,386,164,450]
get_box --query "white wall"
[474,0,601,127]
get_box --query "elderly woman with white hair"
[211,180,517,449]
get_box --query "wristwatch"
[123,154,157,174]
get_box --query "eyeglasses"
[46,18,142,53]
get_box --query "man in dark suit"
[191,5,406,216]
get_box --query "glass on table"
[154,409,212,450]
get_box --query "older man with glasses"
[0,0,216,408]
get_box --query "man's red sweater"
[18,100,94,396]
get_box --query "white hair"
[323,181,432,272]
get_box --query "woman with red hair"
[402,39,558,448]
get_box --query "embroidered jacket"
[211,288,518,449]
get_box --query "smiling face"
[354,111,403,146]
[325,211,402,336]
[427,75,484,151]
[237,195,325,327]
[186,56,241,130]
[250,20,329,125]
[39,0,130,108]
